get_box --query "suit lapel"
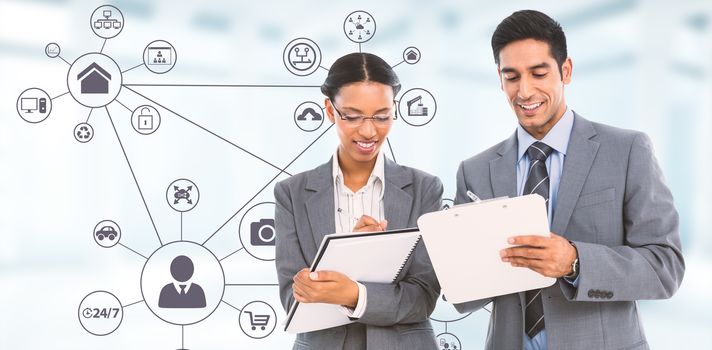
[305,159,336,247]
[383,158,413,230]
[304,157,414,243]
[551,113,600,236]
[490,132,519,198]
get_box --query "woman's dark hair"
[320,52,401,100]
[491,10,568,76]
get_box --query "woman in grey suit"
[274,52,442,350]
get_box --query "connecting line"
[358,43,362,53]
[180,325,185,350]
[225,283,278,287]
[57,55,71,66]
[180,212,183,241]
[118,242,148,260]
[121,63,145,74]
[386,138,397,163]
[445,322,448,333]
[319,65,329,72]
[85,108,94,123]
[114,99,133,113]
[122,299,145,308]
[123,83,321,88]
[51,91,69,100]
[221,300,242,312]
[219,247,243,262]
[201,123,334,247]
[100,38,107,53]
[391,60,405,69]
[106,106,164,247]
[121,85,293,176]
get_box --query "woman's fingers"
[353,215,388,232]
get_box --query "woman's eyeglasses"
[329,99,397,127]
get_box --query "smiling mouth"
[354,140,377,152]
[518,102,543,110]
[517,101,544,115]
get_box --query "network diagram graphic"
[17,5,475,350]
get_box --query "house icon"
[77,62,111,94]
[405,50,418,61]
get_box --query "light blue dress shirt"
[515,107,576,350]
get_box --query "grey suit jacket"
[454,113,685,350]
[275,157,443,350]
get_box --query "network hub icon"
[16,5,458,349]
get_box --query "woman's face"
[325,81,395,166]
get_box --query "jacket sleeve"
[274,180,308,313]
[357,176,443,326]
[559,132,685,302]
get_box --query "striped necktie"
[523,141,553,338]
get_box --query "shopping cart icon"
[244,311,271,330]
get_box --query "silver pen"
[466,190,482,203]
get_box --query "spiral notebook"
[284,228,421,334]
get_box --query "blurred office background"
[1,0,710,348]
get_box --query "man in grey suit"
[454,10,685,350]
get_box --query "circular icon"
[294,101,324,132]
[90,5,124,39]
[78,291,123,336]
[283,38,321,76]
[403,46,421,65]
[238,202,276,261]
[16,88,52,123]
[141,241,225,326]
[239,301,277,339]
[166,179,200,212]
[74,123,94,143]
[436,332,462,350]
[344,11,376,43]
[440,198,455,211]
[398,88,437,127]
[45,43,61,58]
[67,53,122,108]
[143,40,177,74]
[430,292,471,323]
[131,105,161,135]
[93,220,121,248]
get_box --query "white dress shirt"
[332,149,386,318]
[516,107,576,350]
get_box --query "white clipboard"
[417,194,556,304]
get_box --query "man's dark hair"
[321,52,401,100]
[491,10,568,75]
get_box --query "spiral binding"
[391,236,422,283]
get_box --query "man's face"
[498,38,572,139]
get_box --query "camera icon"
[250,218,276,246]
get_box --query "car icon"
[95,226,118,241]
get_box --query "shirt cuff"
[340,282,367,319]
[564,275,580,288]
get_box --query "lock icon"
[137,107,154,130]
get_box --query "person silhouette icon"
[158,255,207,308]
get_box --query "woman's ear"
[324,98,336,123]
